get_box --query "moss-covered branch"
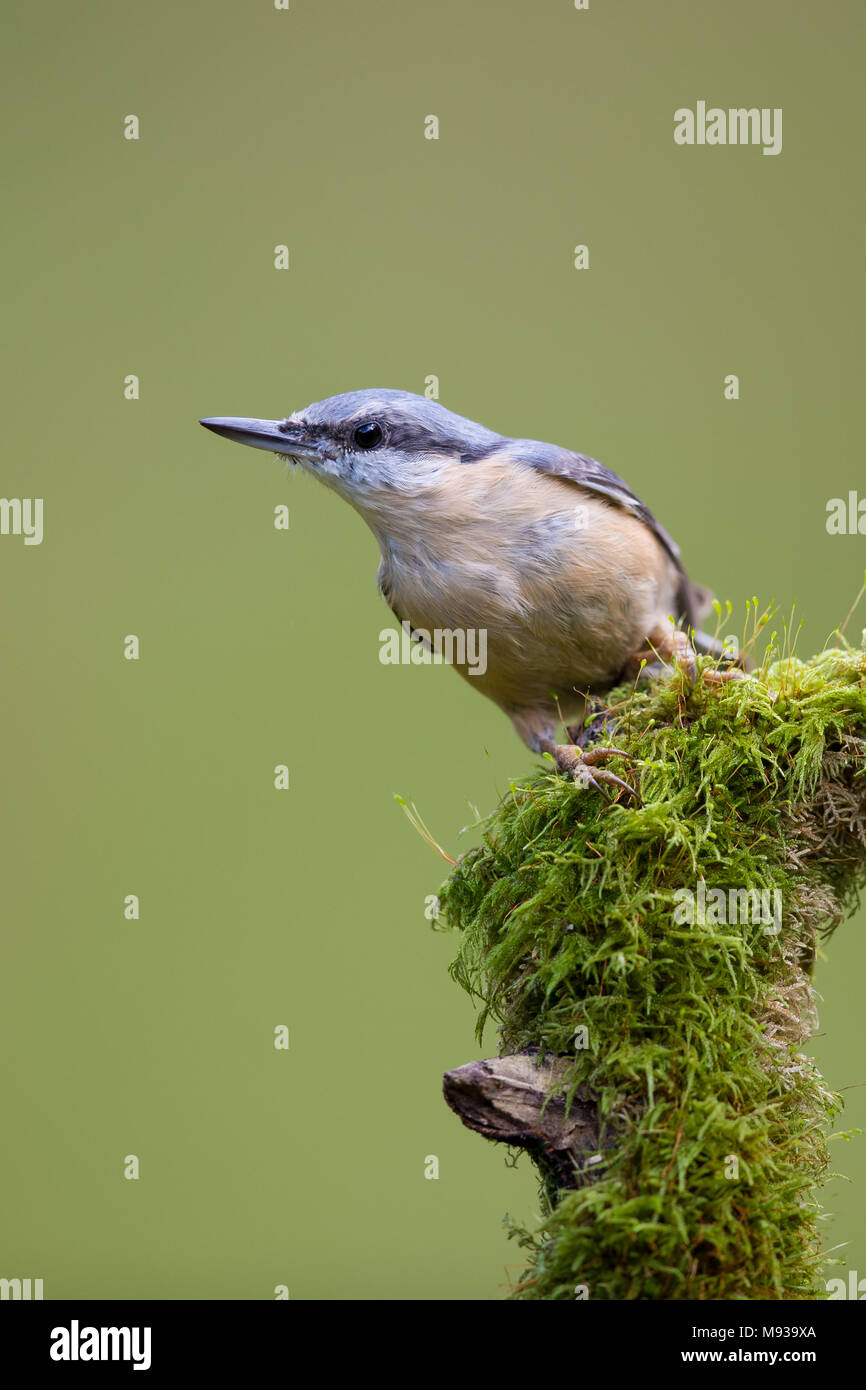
[437,641,866,1300]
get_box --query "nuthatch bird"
[201,390,719,794]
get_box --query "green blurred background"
[2,0,864,1299]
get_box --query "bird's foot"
[547,743,637,799]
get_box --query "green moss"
[437,642,866,1299]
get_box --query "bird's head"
[200,389,503,510]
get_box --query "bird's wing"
[513,440,679,558]
[510,439,704,627]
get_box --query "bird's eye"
[352,421,383,450]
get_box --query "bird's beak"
[199,417,320,461]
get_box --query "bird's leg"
[627,621,697,685]
[566,697,617,750]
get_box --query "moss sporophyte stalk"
[436,641,866,1300]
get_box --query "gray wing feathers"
[511,439,702,628]
[512,440,680,559]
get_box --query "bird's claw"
[702,666,748,685]
[553,745,638,800]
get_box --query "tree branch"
[443,1050,613,1191]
